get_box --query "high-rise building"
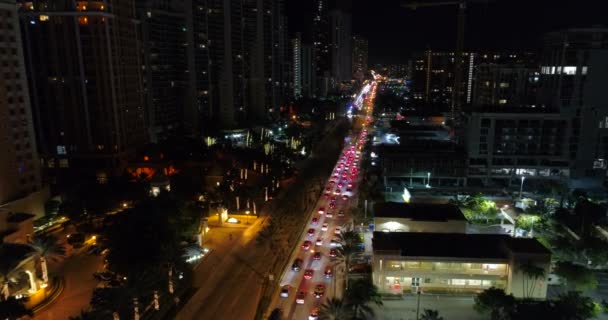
[292,33,303,98]
[312,0,330,97]
[473,63,540,107]
[270,0,290,109]
[206,0,246,129]
[538,28,608,182]
[136,0,194,142]
[329,0,352,83]
[19,0,147,182]
[0,0,43,212]
[292,32,315,98]
[352,34,368,82]
[411,50,535,107]
[188,0,212,134]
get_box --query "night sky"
[287,0,607,64]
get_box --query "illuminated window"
[39,15,49,21]
[499,82,509,88]
[451,279,466,286]
[468,279,482,286]
[582,66,588,75]
[498,99,507,104]
[562,66,577,75]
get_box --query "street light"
[425,172,431,188]
[519,176,525,199]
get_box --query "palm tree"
[0,245,31,300]
[29,235,66,285]
[319,297,349,320]
[0,297,33,320]
[420,309,444,320]
[336,229,363,286]
[518,261,546,298]
[345,278,383,320]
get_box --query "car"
[330,239,342,247]
[314,284,326,298]
[341,173,348,178]
[337,183,343,188]
[301,241,312,250]
[311,217,319,225]
[325,186,332,192]
[313,252,322,260]
[334,227,341,235]
[321,223,328,231]
[309,307,319,320]
[338,210,345,217]
[323,193,330,199]
[326,211,333,218]
[330,196,337,202]
[318,207,325,214]
[296,291,306,304]
[346,187,353,192]
[329,202,336,209]
[342,195,349,201]
[316,238,323,246]
[329,248,338,257]
[324,268,333,278]
[307,229,315,237]
[280,285,290,298]
[304,269,314,279]
[292,259,303,271]
[333,188,341,195]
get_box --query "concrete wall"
[375,217,467,233]
[0,186,49,220]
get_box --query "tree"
[552,291,598,320]
[268,308,282,320]
[336,229,363,286]
[474,287,515,320]
[0,297,33,320]
[518,261,546,298]
[345,278,382,319]
[0,246,30,300]
[29,234,66,285]
[554,261,598,290]
[420,309,444,320]
[318,298,349,320]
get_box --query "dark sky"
[287,0,607,64]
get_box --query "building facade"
[20,0,147,183]
[0,0,43,208]
[465,110,573,187]
[473,64,540,107]
[538,28,608,184]
[312,0,330,97]
[329,0,352,83]
[136,0,193,141]
[352,34,367,82]
[372,232,551,298]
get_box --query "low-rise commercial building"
[374,202,467,233]
[372,232,551,298]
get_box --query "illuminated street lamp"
[519,176,525,199]
[425,172,431,188]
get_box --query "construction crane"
[402,0,489,119]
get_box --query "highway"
[270,83,376,320]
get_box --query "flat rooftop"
[374,202,466,222]
[373,232,551,260]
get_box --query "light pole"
[426,172,431,188]
[519,176,525,200]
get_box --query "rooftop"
[374,202,466,221]
[372,232,551,260]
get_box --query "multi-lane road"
[270,83,376,320]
